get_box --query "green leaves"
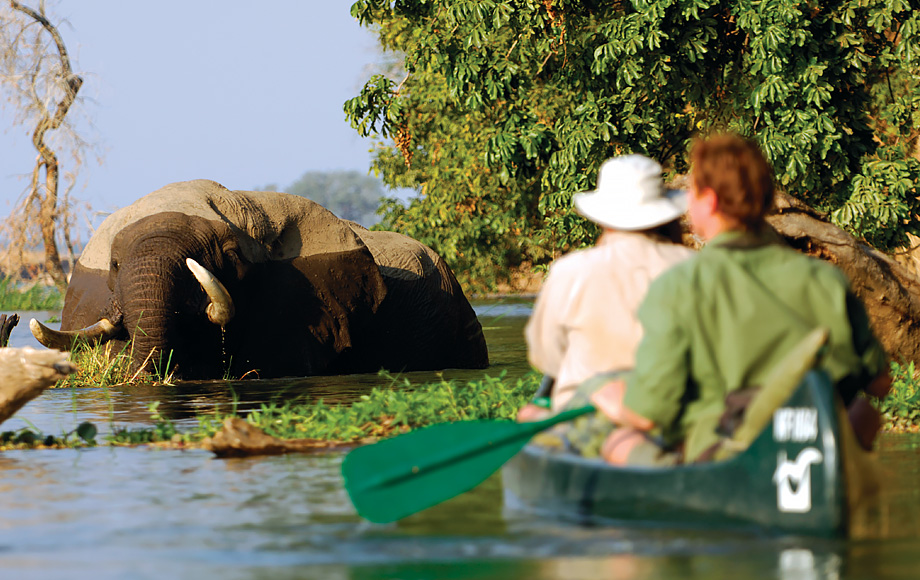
[243,371,542,442]
[343,74,399,138]
[347,0,920,291]
[880,360,920,430]
[76,421,97,444]
[832,154,920,249]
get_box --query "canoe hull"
[502,371,850,536]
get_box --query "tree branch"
[7,0,82,289]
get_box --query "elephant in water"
[31,179,489,379]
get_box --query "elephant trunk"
[119,255,187,375]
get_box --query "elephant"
[31,179,489,379]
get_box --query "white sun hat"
[573,155,687,231]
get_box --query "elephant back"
[346,227,442,282]
[79,180,369,271]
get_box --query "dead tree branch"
[1,1,90,290]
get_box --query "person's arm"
[843,289,890,398]
[524,269,568,380]
[589,378,655,430]
[619,275,693,431]
[840,283,891,449]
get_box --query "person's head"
[687,134,775,240]
[572,154,686,240]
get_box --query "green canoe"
[502,370,871,537]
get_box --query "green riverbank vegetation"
[0,278,63,310]
[0,371,540,450]
[108,371,539,446]
[881,361,920,432]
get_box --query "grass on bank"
[0,278,63,310]
[881,361,920,432]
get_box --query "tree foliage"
[346,0,920,291]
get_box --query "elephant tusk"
[30,317,121,350]
[186,258,235,327]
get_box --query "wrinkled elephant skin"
[41,180,488,379]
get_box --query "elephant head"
[32,180,387,379]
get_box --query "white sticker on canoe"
[773,407,818,442]
[773,448,823,513]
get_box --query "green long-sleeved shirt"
[623,229,887,462]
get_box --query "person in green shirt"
[589,134,891,465]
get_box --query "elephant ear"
[344,225,489,370]
[229,244,385,378]
[61,262,119,331]
[289,247,387,354]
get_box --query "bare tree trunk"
[8,0,83,291]
[768,192,920,365]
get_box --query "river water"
[1,301,919,579]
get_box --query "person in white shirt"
[520,154,694,420]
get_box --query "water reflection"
[849,434,920,541]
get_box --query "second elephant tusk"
[186,258,235,327]
[30,317,121,350]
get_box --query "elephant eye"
[111,259,119,271]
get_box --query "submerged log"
[203,417,356,458]
[768,192,920,365]
[0,347,76,426]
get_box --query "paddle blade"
[342,405,593,523]
[342,420,524,523]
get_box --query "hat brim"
[573,188,687,231]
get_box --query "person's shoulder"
[544,245,600,279]
[771,244,849,283]
[665,244,702,274]
[656,240,695,263]
[639,255,697,320]
[647,250,698,293]
[804,254,851,289]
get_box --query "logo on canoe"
[773,407,818,442]
[773,448,823,513]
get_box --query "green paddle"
[341,404,595,523]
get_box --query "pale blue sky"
[0,1,384,224]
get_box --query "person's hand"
[589,379,627,423]
[848,396,881,451]
[866,372,892,399]
[516,403,551,422]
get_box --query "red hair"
[690,135,775,230]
